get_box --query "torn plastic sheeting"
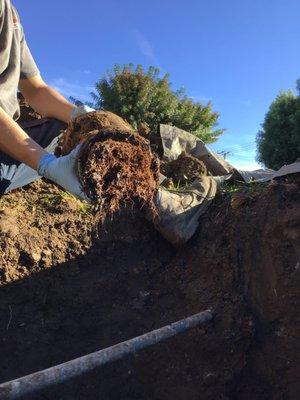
[159,124,234,176]
[237,161,300,183]
[159,124,300,184]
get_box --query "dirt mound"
[161,151,207,185]
[0,176,299,399]
[60,111,133,155]
[78,131,159,214]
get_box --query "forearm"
[26,85,75,123]
[0,107,46,170]
[19,76,76,123]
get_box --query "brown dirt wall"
[0,175,299,399]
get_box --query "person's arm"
[19,75,76,124]
[0,106,46,170]
[0,106,88,200]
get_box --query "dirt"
[0,174,299,399]
[78,131,159,215]
[17,93,42,123]
[0,103,299,399]
[58,112,160,216]
[161,151,207,186]
[59,111,134,155]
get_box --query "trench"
[0,176,299,399]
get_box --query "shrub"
[256,81,300,169]
[91,64,223,143]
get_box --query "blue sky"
[15,0,300,170]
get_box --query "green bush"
[256,80,300,169]
[90,64,223,143]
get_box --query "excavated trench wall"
[0,175,299,400]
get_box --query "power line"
[216,143,257,156]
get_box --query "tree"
[297,78,300,93]
[256,82,300,170]
[90,64,223,143]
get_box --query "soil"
[78,131,159,215]
[59,112,159,215]
[161,151,207,186]
[59,111,134,156]
[17,93,42,123]
[0,174,299,400]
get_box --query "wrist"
[37,153,56,176]
[23,143,48,171]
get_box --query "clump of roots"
[58,111,159,216]
[77,131,159,216]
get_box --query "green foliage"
[219,181,241,194]
[219,179,265,196]
[256,82,300,170]
[297,79,300,94]
[90,64,223,143]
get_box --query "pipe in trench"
[0,309,213,400]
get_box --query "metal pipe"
[0,309,212,400]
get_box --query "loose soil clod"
[161,151,207,186]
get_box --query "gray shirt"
[0,0,39,120]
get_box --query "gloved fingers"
[73,188,90,202]
[63,177,90,202]
[37,149,90,203]
[71,105,96,120]
[68,144,83,160]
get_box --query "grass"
[167,180,190,192]
[219,181,241,194]
[0,187,92,216]
[166,177,265,198]
[246,179,265,194]
[219,178,265,196]
[41,190,92,215]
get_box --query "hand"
[71,105,95,121]
[37,145,88,201]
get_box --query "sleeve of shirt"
[20,26,40,79]
[0,0,4,19]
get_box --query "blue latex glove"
[71,105,95,120]
[37,145,88,201]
